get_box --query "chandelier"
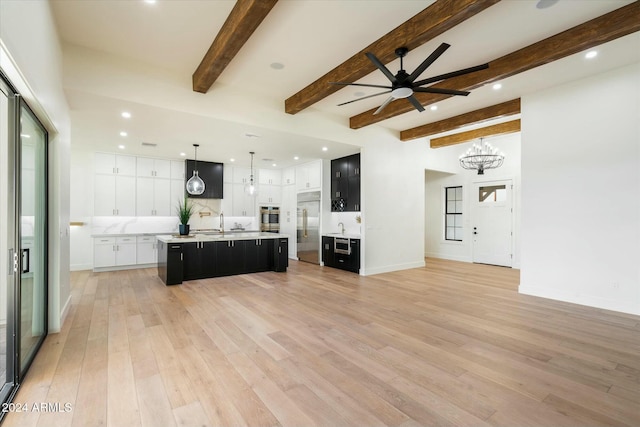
[459,138,504,175]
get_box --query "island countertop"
[156,232,288,244]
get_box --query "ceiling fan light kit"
[332,43,488,115]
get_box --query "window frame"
[445,186,463,242]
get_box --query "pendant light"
[186,143,205,195]
[245,151,258,196]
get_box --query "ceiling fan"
[331,43,489,115]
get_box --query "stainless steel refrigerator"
[297,191,320,264]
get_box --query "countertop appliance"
[297,191,320,264]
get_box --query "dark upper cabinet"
[186,159,224,199]
[331,153,360,212]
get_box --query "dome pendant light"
[245,151,258,196]
[186,143,205,195]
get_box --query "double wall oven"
[260,206,280,233]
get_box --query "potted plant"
[176,197,195,235]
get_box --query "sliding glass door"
[0,73,48,411]
[18,103,47,374]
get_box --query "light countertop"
[157,232,288,244]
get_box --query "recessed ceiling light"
[492,83,502,90]
[118,145,125,150]
[585,50,598,59]
[536,0,558,9]
[179,152,186,157]
[121,111,131,118]
[144,0,157,4]
[230,158,235,162]
[294,156,299,160]
[322,147,328,152]
[430,105,438,111]
[119,131,128,137]
[272,163,277,167]
[270,62,284,70]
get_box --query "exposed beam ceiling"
[192,0,278,93]
[284,0,500,115]
[430,119,520,148]
[350,1,640,129]
[401,98,520,141]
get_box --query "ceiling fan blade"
[414,87,471,96]
[407,95,425,112]
[407,42,450,82]
[337,90,392,106]
[330,82,392,89]
[365,52,397,83]
[373,96,395,115]
[413,63,489,87]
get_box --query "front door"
[472,180,513,267]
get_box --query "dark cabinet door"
[215,240,245,276]
[331,153,360,212]
[186,159,224,199]
[347,153,360,177]
[349,239,360,273]
[182,242,201,280]
[347,175,360,211]
[322,236,334,267]
[184,241,217,279]
[246,239,273,273]
[274,238,288,272]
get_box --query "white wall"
[361,138,426,275]
[424,133,521,266]
[1,1,71,331]
[520,63,640,315]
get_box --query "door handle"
[303,209,308,238]
[22,248,30,273]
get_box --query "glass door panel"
[18,103,47,374]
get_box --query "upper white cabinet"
[232,167,258,184]
[136,177,171,216]
[170,160,185,181]
[136,157,171,178]
[283,167,295,186]
[258,169,281,185]
[94,172,136,216]
[95,153,136,176]
[296,160,321,191]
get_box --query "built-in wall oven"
[260,206,280,233]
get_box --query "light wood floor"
[4,258,640,427]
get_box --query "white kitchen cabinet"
[281,184,297,258]
[170,179,185,212]
[296,160,321,191]
[258,168,281,185]
[136,235,157,264]
[232,183,255,217]
[95,153,136,176]
[93,236,136,268]
[136,177,171,216]
[137,157,171,179]
[283,166,295,185]
[258,184,281,205]
[94,174,136,216]
[232,166,258,184]
[171,160,185,181]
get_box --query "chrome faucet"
[219,212,224,234]
[338,222,345,235]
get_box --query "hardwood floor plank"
[5,259,639,427]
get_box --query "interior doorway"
[472,180,513,267]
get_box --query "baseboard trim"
[424,252,471,263]
[362,260,426,276]
[519,285,639,316]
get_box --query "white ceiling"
[50,0,639,168]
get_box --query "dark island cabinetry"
[158,236,289,285]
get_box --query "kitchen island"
[157,232,288,285]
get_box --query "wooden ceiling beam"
[193,0,278,93]
[430,119,520,148]
[401,98,520,141]
[350,1,640,129]
[284,0,500,115]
